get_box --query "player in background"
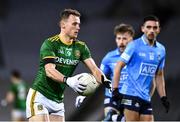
[100,23,134,122]
[75,24,157,121]
[26,8,111,122]
[113,15,170,121]
[1,70,28,121]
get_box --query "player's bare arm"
[84,58,111,88]
[6,91,14,103]
[113,61,126,89]
[45,63,65,83]
[45,63,86,93]
[155,68,170,113]
[155,69,166,97]
[83,58,102,83]
[150,78,156,97]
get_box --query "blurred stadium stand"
[0,0,180,121]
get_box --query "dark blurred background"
[0,0,180,121]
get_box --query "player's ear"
[157,26,161,34]
[60,20,66,29]
[141,25,145,33]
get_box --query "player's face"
[116,32,133,53]
[141,21,160,41]
[63,15,80,39]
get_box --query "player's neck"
[59,33,73,45]
[147,39,155,46]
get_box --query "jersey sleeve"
[120,41,135,64]
[40,40,56,64]
[100,55,111,76]
[81,42,91,61]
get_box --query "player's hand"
[75,95,86,108]
[112,88,123,102]
[161,96,170,113]
[64,75,87,93]
[101,75,111,89]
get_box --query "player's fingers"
[78,84,87,90]
[76,88,84,93]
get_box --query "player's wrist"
[161,96,167,102]
[63,76,69,85]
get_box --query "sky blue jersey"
[119,35,166,102]
[100,48,128,97]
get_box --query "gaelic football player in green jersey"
[26,8,111,122]
[1,70,28,121]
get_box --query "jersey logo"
[58,47,72,57]
[139,63,157,76]
[134,102,140,107]
[55,57,79,65]
[138,52,146,57]
[121,99,132,106]
[74,50,81,58]
[37,104,43,111]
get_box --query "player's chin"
[72,34,78,39]
[119,48,125,52]
[148,33,155,38]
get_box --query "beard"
[147,33,155,41]
[119,45,125,53]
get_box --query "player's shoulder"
[74,40,86,46]
[134,37,142,45]
[102,49,117,61]
[156,41,165,51]
[46,35,59,42]
[106,49,118,57]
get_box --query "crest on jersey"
[74,50,81,58]
[157,54,161,61]
[37,104,43,111]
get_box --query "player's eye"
[153,26,158,30]
[146,26,152,29]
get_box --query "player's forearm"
[6,92,14,103]
[91,67,104,84]
[155,75,166,97]
[113,62,123,89]
[45,64,65,83]
[84,58,103,84]
[150,79,156,97]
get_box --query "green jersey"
[10,81,27,110]
[32,35,91,103]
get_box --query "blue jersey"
[120,35,166,101]
[100,48,128,97]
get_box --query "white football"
[77,73,99,96]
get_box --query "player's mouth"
[74,31,79,35]
[148,33,155,39]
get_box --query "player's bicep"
[44,63,56,76]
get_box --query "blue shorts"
[104,96,124,113]
[122,95,152,115]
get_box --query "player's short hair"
[60,8,81,22]
[114,23,135,37]
[11,70,21,79]
[143,15,160,25]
